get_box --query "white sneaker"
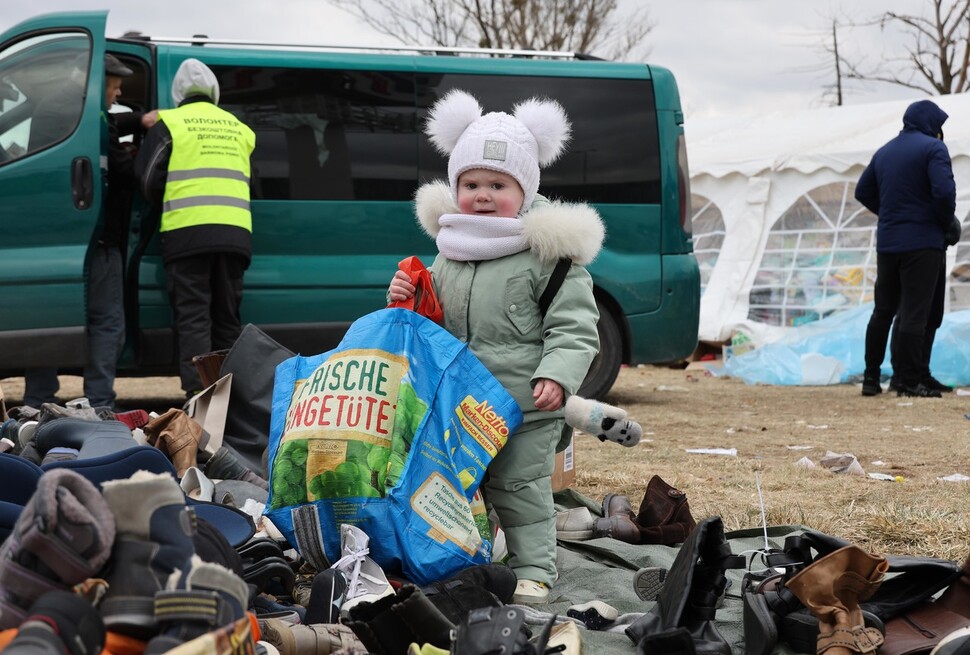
[513,579,550,604]
[330,524,394,611]
[555,507,594,540]
[546,622,583,655]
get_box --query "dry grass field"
[4,364,969,562]
[579,364,970,562]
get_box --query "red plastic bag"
[387,256,443,324]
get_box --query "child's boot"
[99,470,198,638]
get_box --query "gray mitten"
[0,468,116,629]
[564,396,642,447]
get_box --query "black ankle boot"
[420,563,516,624]
[346,584,454,655]
[625,516,745,655]
[452,606,556,655]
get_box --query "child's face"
[457,169,525,218]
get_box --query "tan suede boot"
[785,545,889,655]
[144,408,203,477]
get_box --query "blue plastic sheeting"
[716,304,970,386]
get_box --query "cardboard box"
[552,436,576,491]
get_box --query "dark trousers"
[865,249,944,387]
[165,253,247,393]
[888,255,946,381]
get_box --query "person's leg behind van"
[165,255,213,396]
[894,249,944,396]
[83,245,125,408]
[483,419,560,603]
[208,252,247,352]
[23,368,59,407]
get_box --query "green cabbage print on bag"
[269,348,426,508]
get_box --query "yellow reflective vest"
[157,103,255,233]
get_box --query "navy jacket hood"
[902,100,948,139]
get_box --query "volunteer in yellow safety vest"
[135,58,256,398]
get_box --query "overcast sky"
[0,0,938,121]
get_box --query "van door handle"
[71,157,93,210]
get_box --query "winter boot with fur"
[99,470,198,639]
[784,545,889,655]
[0,469,115,629]
[625,516,745,654]
[144,555,251,654]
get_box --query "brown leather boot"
[785,545,889,655]
[593,493,641,543]
[592,515,641,544]
[144,408,203,477]
[603,493,635,518]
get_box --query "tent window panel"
[748,182,879,327]
[834,230,874,249]
[748,306,783,324]
[831,250,869,266]
[777,198,830,230]
[749,284,784,304]
[826,266,867,287]
[692,209,724,234]
[694,234,724,251]
[761,251,794,267]
[807,184,847,222]
[795,251,832,268]
[765,233,798,250]
[691,194,725,294]
[797,233,834,249]
[698,254,717,287]
[841,185,877,227]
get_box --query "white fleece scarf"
[435,213,530,261]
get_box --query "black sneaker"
[304,569,347,625]
[861,378,882,397]
[923,376,953,393]
[888,375,901,393]
[897,383,943,398]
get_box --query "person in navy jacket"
[856,99,956,398]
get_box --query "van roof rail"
[133,36,597,60]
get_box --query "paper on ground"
[686,447,737,456]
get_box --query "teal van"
[0,11,698,399]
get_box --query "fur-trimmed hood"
[414,180,604,266]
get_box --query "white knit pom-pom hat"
[425,89,571,211]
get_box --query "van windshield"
[0,32,90,163]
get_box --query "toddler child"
[388,89,603,603]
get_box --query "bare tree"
[326,0,652,60]
[838,0,970,95]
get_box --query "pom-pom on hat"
[425,89,571,211]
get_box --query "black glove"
[945,215,962,247]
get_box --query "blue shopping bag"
[263,308,522,585]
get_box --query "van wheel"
[578,301,623,400]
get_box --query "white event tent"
[687,93,970,345]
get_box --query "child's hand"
[388,270,415,302]
[533,378,564,412]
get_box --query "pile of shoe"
[554,475,697,546]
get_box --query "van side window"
[417,75,661,204]
[0,33,90,163]
[213,66,418,201]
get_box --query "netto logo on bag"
[455,396,511,456]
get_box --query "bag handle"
[387,256,443,324]
[538,257,572,318]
